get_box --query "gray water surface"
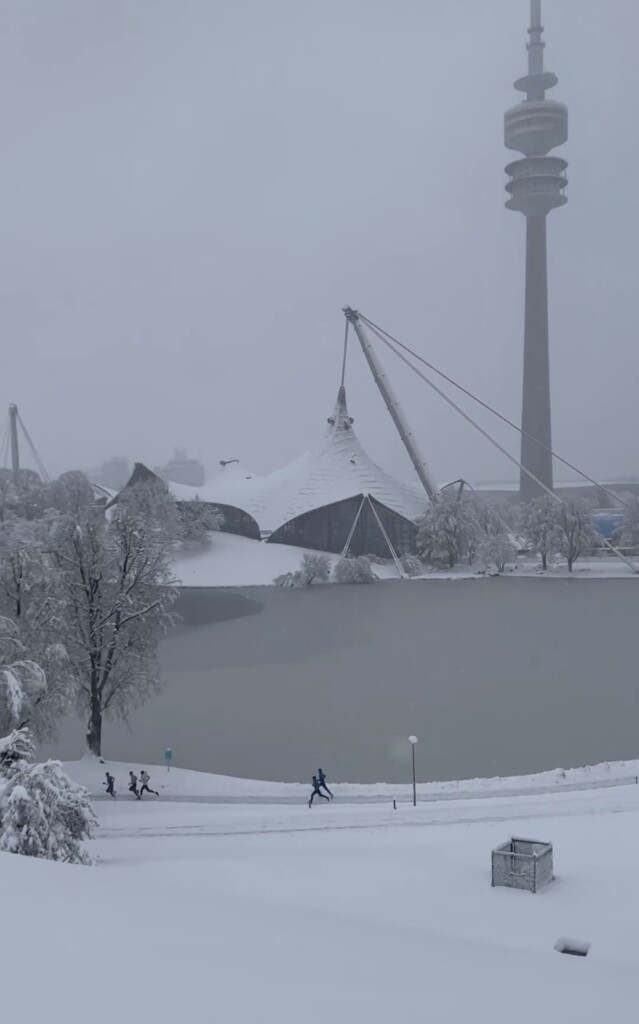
[40,579,639,783]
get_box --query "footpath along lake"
[41,578,639,784]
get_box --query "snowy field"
[172,532,638,587]
[3,759,639,1022]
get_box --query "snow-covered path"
[95,781,639,842]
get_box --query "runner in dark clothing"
[104,772,116,798]
[318,768,333,799]
[308,775,330,808]
[128,771,141,799]
[139,770,159,797]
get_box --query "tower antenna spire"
[528,0,544,81]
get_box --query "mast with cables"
[0,404,50,485]
[342,308,637,573]
[342,307,439,500]
[8,404,19,485]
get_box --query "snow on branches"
[334,556,376,584]
[52,483,177,756]
[0,731,97,865]
[0,616,48,736]
[519,496,596,572]
[274,553,331,588]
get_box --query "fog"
[1,1,637,486]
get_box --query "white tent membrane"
[169,387,428,537]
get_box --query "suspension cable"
[358,318,637,572]
[17,414,50,482]
[358,313,633,512]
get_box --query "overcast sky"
[1,0,637,487]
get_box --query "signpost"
[164,748,173,772]
[408,735,418,807]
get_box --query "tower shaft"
[520,217,552,501]
[505,0,568,502]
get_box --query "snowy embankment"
[3,770,639,1021]
[172,532,638,587]
[65,753,639,803]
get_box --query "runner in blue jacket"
[318,768,333,799]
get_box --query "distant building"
[92,456,130,491]
[159,449,205,488]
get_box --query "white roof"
[170,387,429,531]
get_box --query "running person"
[317,768,333,799]
[128,771,141,799]
[139,770,159,798]
[308,775,330,808]
[104,772,116,798]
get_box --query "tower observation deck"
[505,0,568,501]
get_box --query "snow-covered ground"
[173,531,638,587]
[172,532,400,587]
[3,758,639,1022]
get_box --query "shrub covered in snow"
[178,498,224,548]
[399,553,423,577]
[334,556,376,584]
[273,570,302,588]
[274,553,331,588]
[363,554,392,566]
[0,728,97,865]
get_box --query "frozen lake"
[41,578,639,783]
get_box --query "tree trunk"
[541,552,547,571]
[86,696,103,757]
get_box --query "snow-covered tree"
[0,516,75,740]
[52,484,177,756]
[555,499,597,572]
[521,496,561,570]
[622,498,639,551]
[476,533,517,573]
[178,498,224,548]
[0,617,47,737]
[416,495,479,569]
[45,470,95,515]
[334,555,376,583]
[274,553,331,587]
[0,728,96,865]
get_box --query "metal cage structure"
[491,837,554,893]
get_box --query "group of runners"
[103,770,158,800]
[104,765,333,807]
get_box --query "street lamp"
[408,735,418,807]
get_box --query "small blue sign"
[164,748,172,761]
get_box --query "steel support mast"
[8,404,20,485]
[342,306,438,499]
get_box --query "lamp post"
[408,735,418,807]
